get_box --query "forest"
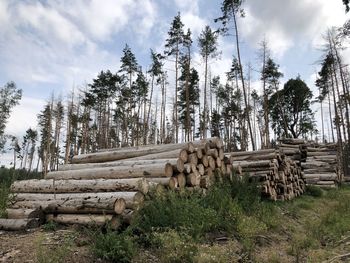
[0,0,349,177]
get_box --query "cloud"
[5,96,46,137]
[241,0,347,58]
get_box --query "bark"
[46,163,173,180]
[11,178,149,195]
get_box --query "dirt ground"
[0,227,98,263]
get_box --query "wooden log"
[72,143,193,164]
[0,218,40,231]
[218,148,225,160]
[195,148,203,159]
[200,176,211,189]
[201,155,209,167]
[307,151,336,157]
[59,158,184,172]
[46,163,173,180]
[183,163,196,174]
[231,160,273,168]
[208,156,216,170]
[176,173,186,188]
[303,173,337,181]
[188,153,198,166]
[46,214,118,227]
[11,178,150,195]
[169,177,178,190]
[6,208,44,220]
[229,149,276,157]
[12,192,142,211]
[98,141,195,153]
[127,149,188,162]
[207,149,219,158]
[197,164,205,176]
[216,158,222,168]
[186,171,200,186]
[230,153,279,162]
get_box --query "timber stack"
[2,137,224,230]
[279,138,339,188]
[226,149,306,201]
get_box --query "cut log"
[208,156,216,170]
[176,173,186,188]
[197,164,205,176]
[0,218,40,231]
[72,143,192,164]
[11,178,150,195]
[188,153,198,166]
[6,208,44,220]
[127,149,188,162]
[186,171,200,186]
[46,214,117,227]
[303,173,337,181]
[201,155,209,167]
[59,158,183,172]
[97,141,195,153]
[12,192,142,211]
[46,163,173,180]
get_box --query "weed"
[93,229,136,263]
[152,229,198,263]
[36,234,73,263]
[42,221,58,232]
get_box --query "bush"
[93,230,136,263]
[132,190,219,240]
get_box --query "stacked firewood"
[278,138,308,164]
[2,138,224,230]
[278,138,339,188]
[226,149,306,201]
[302,143,339,188]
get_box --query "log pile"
[226,149,306,201]
[3,138,224,230]
[279,138,339,188]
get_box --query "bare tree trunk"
[232,12,256,150]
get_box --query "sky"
[0,0,349,151]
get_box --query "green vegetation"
[89,180,350,263]
[0,167,42,217]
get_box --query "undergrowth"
[92,175,280,262]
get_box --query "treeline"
[1,1,349,176]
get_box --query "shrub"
[93,230,136,263]
[132,190,219,240]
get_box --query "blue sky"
[0,0,348,141]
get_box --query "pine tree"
[198,25,219,139]
[215,0,256,150]
[165,13,185,143]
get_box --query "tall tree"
[147,50,164,144]
[119,44,139,146]
[165,13,184,143]
[198,25,219,139]
[0,82,22,151]
[261,56,283,147]
[215,0,256,150]
[269,77,316,138]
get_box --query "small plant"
[93,229,135,263]
[152,229,198,263]
[42,220,58,231]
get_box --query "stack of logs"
[226,149,306,201]
[279,139,339,188]
[1,138,224,230]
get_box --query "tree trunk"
[46,163,173,180]
[11,178,149,195]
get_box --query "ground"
[1,187,350,263]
